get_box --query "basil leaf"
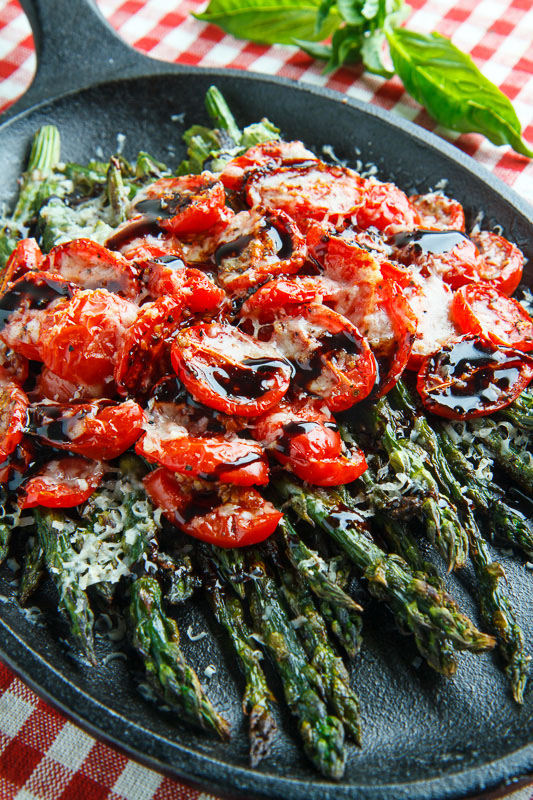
[325,26,363,72]
[195,0,340,44]
[361,0,379,20]
[315,0,336,34]
[293,38,333,60]
[336,0,364,26]
[387,28,533,157]
[361,29,394,78]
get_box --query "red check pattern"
[0,0,532,797]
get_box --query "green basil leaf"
[361,29,394,77]
[387,28,533,157]
[293,38,333,60]
[324,25,363,72]
[195,0,340,44]
[315,0,336,33]
[336,0,364,26]
[361,0,379,20]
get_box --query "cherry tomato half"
[144,467,282,547]
[409,193,465,232]
[29,399,146,460]
[220,139,318,192]
[141,254,226,312]
[134,173,227,235]
[417,334,533,420]
[19,456,104,508]
[353,178,420,235]
[214,209,306,295]
[392,229,481,290]
[453,284,533,352]
[471,230,524,296]
[0,380,28,461]
[171,322,293,417]
[39,288,138,386]
[1,238,43,295]
[43,239,140,299]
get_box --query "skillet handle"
[2,0,161,121]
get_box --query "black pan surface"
[1,2,533,799]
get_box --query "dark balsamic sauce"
[191,357,293,403]
[0,275,73,331]
[392,229,469,255]
[430,338,522,415]
[298,330,362,383]
[106,218,161,251]
[215,234,255,266]
[199,450,265,483]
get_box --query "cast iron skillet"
[1,1,533,798]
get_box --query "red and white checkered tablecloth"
[0,0,532,798]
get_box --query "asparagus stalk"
[205,85,241,144]
[13,125,62,223]
[276,480,495,657]
[246,553,346,779]
[34,509,96,664]
[405,414,530,702]
[106,156,130,225]
[155,550,201,605]
[129,575,229,739]
[279,517,363,614]
[469,420,533,494]
[200,556,277,766]
[208,545,247,598]
[281,570,362,744]
[372,399,469,571]
[437,424,533,557]
[498,391,533,432]
[135,151,169,180]
[19,537,45,605]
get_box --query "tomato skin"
[34,367,112,403]
[171,323,293,417]
[0,437,33,486]
[409,193,466,232]
[306,221,382,286]
[471,230,524,296]
[39,288,139,386]
[0,381,28,460]
[452,284,533,352]
[19,456,104,508]
[392,230,481,290]
[353,179,420,235]
[214,209,307,295]
[42,239,140,299]
[135,173,227,235]
[141,256,226,312]
[0,271,76,361]
[245,162,366,231]
[220,139,318,192]
[30,399,146,460]
[144,467,282,547]
[372,280,418,397]
[1,238,43,295]
[114,296,183,399]
[290,451,367,486]
[417,334,533,420]
[136,432,269,486]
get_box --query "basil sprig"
[194,0,532,158]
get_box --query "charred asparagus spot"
[276,480,495,660]
[279,517,363,614]
[208,546,248,598]
[19,536,45,605]
[156,550,202,605]
[199,554,277,766]
[246,554,346,779]
[34,509,96,665]
[280,569,362,744]
[401,411,531,703]
[129,576,230,740]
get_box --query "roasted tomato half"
[417,334,533,419]
[144,467,282,547]
[452,284,533,352]
[0,379,28,461]
[133,173,227,235]
[29,399,146,460]
[0,238,43,295]
[19,456,105,508]
[409,193,466,232]
[171,322,293,417]
[220,139,318,192]
[214,209,306,295]
[471,230,524,296]
[352,178,420,235]
[391,229,481,290]
[43,238,140,299]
